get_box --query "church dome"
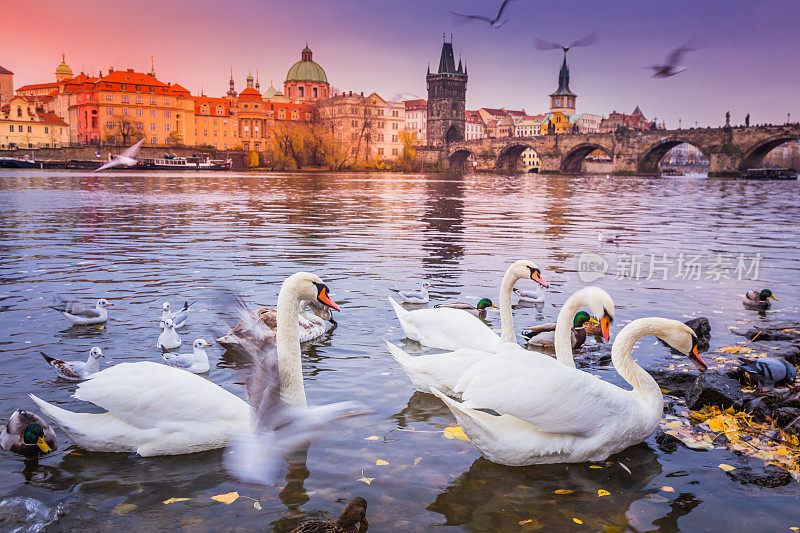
[285,46,328,84]
[56,57,73,75]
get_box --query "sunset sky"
[4,0,799,127]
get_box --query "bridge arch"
[561,143,612,173]
[638,138,710,174]
[448,148,477,171]
[496,142,539,172]
[740,133,800,171]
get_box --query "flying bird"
[451,0,517,28]
[215,293,369,484]
[534,30,599,53]
[96,139,144,171]
[647,36,711,78]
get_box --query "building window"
[164,98,172,106]
[121,95,129,103]
[150,97,157,105]
[8,125,12,132]
[392,148,398,155]
[151,136,158,144]
[378,147,384,155]
[392,123,398,130]
[105,94,113,102]
[135,85,141,91]
[136,108,143,116]
[120,84,126,90]
[18,125,22,132]
[27,126,32,133]
[107,108,114,115]
[122,108,129,116]
[106,121,115,129]
[164,124,171,132]
[150,123,157,131]
[299,87,304,98]
[107,135,115,143]
[313,87,318,98]
[392,110,399,117]
[150,110,157,117]
[165,137,172,145]
[45,126,49,133]
[164,110,171,118]
[392,135,397,142]
[378,134,384,141]
[136,96,143,104]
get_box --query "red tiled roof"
[168,83,191,95]
[404,99,427,110]
[17,81,62,92]
[0,65,13,75]
[41,112,67,126]
[238,87,262,99]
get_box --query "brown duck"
[290,497,368,533]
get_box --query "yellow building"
[542,112,571,135]
[193,96,236,150]
[0,95,69,149]
[0,65,13,107]
[521,148,540,172]
[317,91,406,162]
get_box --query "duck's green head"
[476,298,498,310]
[759,289,778,301]
[23,423,51,453]
[573,311,598,328]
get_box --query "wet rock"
[649,367,701,397]
[686,370,743,411]
[684,317,711,351]
[726,463,793,488]
[574,343,612,368]
[775,407,800,431]
[654,430,680,453]
[772,345,800,366]
[734,327,799,342]
[741,397,771,422]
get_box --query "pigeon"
[514,286,544,303]
[157,318,182,351]
[452,0,517,28]
[738,357,796,389]
[161,339,211,373]
[158,300,193,329]
[214,293,369,484]
[289,497,369,533]
[49,297,111,325]
[647,36,711,78]
[390,282,432,304]
[534,31,598,54]
[96,139,144,171]
[40,347,104,380]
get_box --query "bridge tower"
[549,54,576,115]
[426,37,467,147]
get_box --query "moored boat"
[134,154,232,171]
[744,168,798,180]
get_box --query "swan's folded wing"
[403,307,501,350]
[458,353,634,437]
[522,322,557,334]
[73,362,249,429]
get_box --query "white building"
[465,110,485,140]
[404,99,427,145]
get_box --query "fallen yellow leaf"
[163,497,191,505]
[253,501,262,510]
[573,518,583,524]
[365,435,380,441]
[211,492,239,504]
[789,527,799,531]
[708,418,727,432]
[589,465,603,469]
[718,464,735,472]
[661,486,675,492]
[443,425,470,441]
[357,470,374,485]
[519,519,533,525]
[376,459,389,466]
[413,457,422,465]
[597,489,610,497]
[555,489,573,495]
[112,503,137,515]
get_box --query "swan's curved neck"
[611,320,663,412]
[553,293,583,367]
[276,286,307,407]
[499,269,521,342]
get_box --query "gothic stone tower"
[549,54,576,114]
[426,39,467,147]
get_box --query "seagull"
[534,30,599,54]
[647,36,711,78]
[49,297,111,325]
[157,318,182,351]
[40,347,104,381]
[215,293,370,484]
[514,285,544,303]
[597,229,620,243]
[96,139,144,172]
[738,357,797,390]
[452,0,517,28]
[157,300,193,329]
[390,282,432,304]
[161,339,211,373]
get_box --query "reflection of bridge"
[445,124,800,175]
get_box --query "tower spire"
[227,65,237,97]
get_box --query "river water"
[0,170,799,532]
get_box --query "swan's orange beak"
[600,315,611,342]
[530,270,548,288]
[317,286,340,311]
[690,343,708,371]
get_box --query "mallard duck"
[514,286,544,303]
[434,298,498,318]
[216,300,335,352]
[157,318,182,350]
[743,289,777,310]
[389,260,548,353]
[386,287,614,396]
[431,317,706,465]
[29,272,350,457]
[49,297,111,325]
[40,347,103,381]
[162,339,211,373]
[738,356,796,389]
[1,409,56,455]
[521,311,598,350]
[158,300,193,329]
[290,497,368,533]
[391,282,432,304]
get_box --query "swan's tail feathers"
[28,394,85,430]
[388,296,407,319]
[385,340,415,368]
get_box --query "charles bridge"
[443,124,800,175]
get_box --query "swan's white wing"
[400,307,502,352]
[73,362,249,429]
[458,352,634,436]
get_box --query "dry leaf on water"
[357,470,375,485]
[211,492,239,504]
[376,459,389,466]
[554,489,573,495]
[413,457,422,465]
[718,464,735,472]
[443,425,470,441]
[253,501,262,510]
[364,435,380,441]
[163,497,191,505]
[573,518,583,524]
[597,489,610,497]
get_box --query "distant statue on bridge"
[745,113,750,127]
[725,111,731,127]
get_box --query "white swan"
[389,260,547,353]
[29,272,341,456]
[386,287,614,396]
[431,317,707,465]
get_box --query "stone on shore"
[684,317,711,351]
[686,370,743,411]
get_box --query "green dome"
[56,61,72,75]
[286,47,328,83]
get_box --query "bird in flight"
[647,36,712,78]
[96,138,144,171]
[452,0,517,28]
[534,30,599,54]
